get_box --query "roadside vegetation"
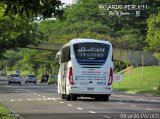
[0,0,159,79]
[0,103,16,119]
[0,0,159,116]
[0,0,159,96]
[113,66,160,96]
[1,49,58,78]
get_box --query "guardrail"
[27,42,160,66]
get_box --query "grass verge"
[113,66,160,96]
[0,103,17,119]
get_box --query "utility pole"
[141,52,144,76]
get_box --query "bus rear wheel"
[71,95,77,101]
[66,94,71,101]
[95,95,109,101]
[103,96,109,102]
[95,97,102,101]
[61,94,66,99]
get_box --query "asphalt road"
[0,76,160,119]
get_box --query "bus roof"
[62,38,112,48]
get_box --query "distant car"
[8,73,21,85]
[48,74,57,85]
[14,70,21,76]
[0,70,7,76]
[40,74,49,83]
[25,74,36,84]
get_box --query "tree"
[1,0,64,20]
[0,13,45,50]
[4,50,22,71]
[17,49,58,75]
[0,0,64,54]
[146,13,160,51]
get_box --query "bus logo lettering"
[78,47,105,53]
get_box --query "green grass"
[0,103,16,119]
[113,66,160,96]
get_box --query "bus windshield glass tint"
[73,43,110,64]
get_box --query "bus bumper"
[67,85,113,96]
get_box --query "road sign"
[113,74,123,82]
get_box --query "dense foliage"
[1,0,160,73]
[146,13,160,51]
[2,0,64,20]
[38,0,160,51]
[0,0,63,53]
[1,49,58,76]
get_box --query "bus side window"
[61,46,71,63]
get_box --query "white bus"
[56,38,114,101]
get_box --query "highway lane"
[0,76,160,119]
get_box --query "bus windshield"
[73,43,110,65]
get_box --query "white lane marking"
[104,115,111,118]
[151,100,160,102]
[89,111,96,114]
[77,107,83,110]
[9,98,66,102]
[130,105,136,107]
[18,99,22,101]
[67,104,72,107]
[38,95,41,96]
[51,98,57,101]
[151,100,156,102]
[34,93,37,95]
[37,99,42,101]
[47,98,52,100]
[27,99,32,101]
[145,108,153,110]
[117,102,123,104]
[27,91,30,93]
[42,96,46,98]
[139,98,143,100]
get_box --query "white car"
[8,73,21,85]
[25,74,36,84]
[14,70,21,76]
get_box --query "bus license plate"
[87,87,94,91]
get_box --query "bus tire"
[72,96,77,101]
[103,95,109,102]
[61,94,66,99]
[95,97,102,101]
[66,94,71,101]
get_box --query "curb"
[113,90,160,97]
[0,99,24,119]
